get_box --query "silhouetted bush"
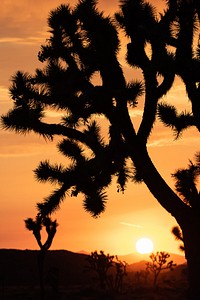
[86,250,127,293]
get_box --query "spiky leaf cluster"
[2,0,200,220]
[25,216,58,250]
[172,154,200,208]
[157,103,194,137]
[171,225,185,252]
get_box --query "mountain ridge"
[118,251,186,265]
[0,248,188,299]
[1,248,186,265]
[0,248,187,294]
[77,249,186,265]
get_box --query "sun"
[136,237,154,254]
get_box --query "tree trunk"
[153,271,160,289]
[181,214,200,300]
[38,250,45,300]
[130,143,200,298]
[118,110,200,298]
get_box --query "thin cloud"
[120,222,143,228]
[0,36,45,45]
[147,138,175,148]
[129,109,143,117]
[0,86,9,101]
[0,152,43,158]
[147,135,200,148]
[0,143,50,158]
[44,110,65,119]
[0,130,58,158]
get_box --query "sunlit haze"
[0,0,197,257]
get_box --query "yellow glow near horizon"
[136,238,154,254]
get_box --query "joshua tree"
[86,250,114,289]
[25,216,58,300]
[146,251,176,288]
[112,256,127,293]
[2,0,200,298]
[86,250,127,292]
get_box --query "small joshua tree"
[146,251,176,288]
[86,250,127,293]
[109,256,127,293]
[25,216,58,300]
[86,250,114,289]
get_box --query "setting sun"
[136,238,154,254]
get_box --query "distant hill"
[0,249,93,287]
[0,249,186,285]
[118,251,186,265]
[0,249,188,300]
[0,249,186,287]
[76,250,186,265]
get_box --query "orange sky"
[0,0,198,257]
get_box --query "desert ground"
[0,249,188,299]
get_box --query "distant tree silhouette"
[146,251,176,288]
[2,0,200,298]
[86,250,114,289]
[112,256,127,293]
[86,250,127,293]
[25,216,58,300]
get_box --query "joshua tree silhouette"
[146,251,176,288]
[25,216,58,300]
[86,250,114,290]
[2,1,200,298]
[86,250,127,293]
